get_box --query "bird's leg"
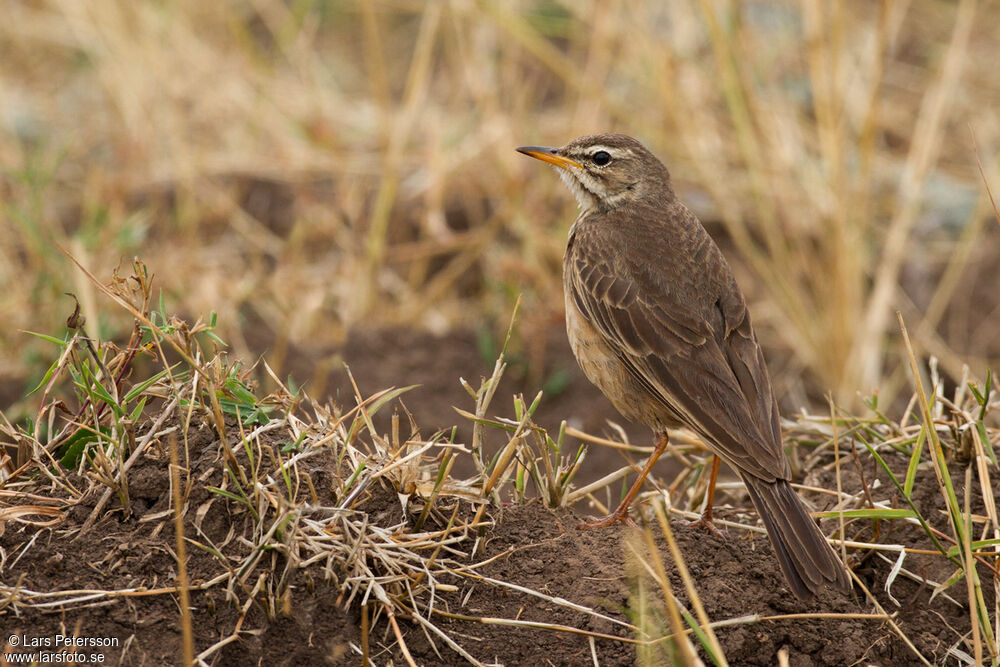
[682,454,724,536]
[578,432,669,530]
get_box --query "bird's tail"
[741,475,851,600]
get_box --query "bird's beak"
[516,146,582,169]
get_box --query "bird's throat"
[557,168,601,212]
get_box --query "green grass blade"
[903,426,927,497]
[814,508,917,520]
[859,437,960,567]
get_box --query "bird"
[517,133,851,600]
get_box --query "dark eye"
[592,151,611,166]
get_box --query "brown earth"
[1,329,996,665]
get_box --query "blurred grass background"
[1,0,998,417]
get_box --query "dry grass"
[1,259,998,664]
[1,1,999,420]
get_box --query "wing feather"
[567,221,787,481]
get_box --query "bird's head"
[517,133,671,212]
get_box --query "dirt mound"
[2,402,993,665]
[2,280,996,665]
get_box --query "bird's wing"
[567,226,788,482]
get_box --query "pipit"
[517,133,851,600]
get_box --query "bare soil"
[1,331,995,665]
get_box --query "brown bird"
[517,133,850,600]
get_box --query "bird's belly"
[564,293,669,429]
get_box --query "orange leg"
[682,454,723,535]
[578,432,669,530]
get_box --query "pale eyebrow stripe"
[585,146,630,158]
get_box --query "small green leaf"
[977,422,997,464]
[59,435,92,468]
[87,379,123,418]
[206,487,246,503]
[128,396,148,421]
[23,330,71,347]
[204,330,226,345]
[904,426,926,497]
[123,364,180,404]
[226,381,258,405]
[968,382,985,406]
[946,537,1000,558]
[57,426,111,468]
[341,462,367,497]
[281,432,307,453]
[26,359,61,396]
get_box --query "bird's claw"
[681,513,726,538]
[577,511,639,531]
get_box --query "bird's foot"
[577,509,639,530]
[680,512,726,538]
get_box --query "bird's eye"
[592,151,611,166]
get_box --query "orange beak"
[516,146,582,169]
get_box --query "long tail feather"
[742,476,851,600]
